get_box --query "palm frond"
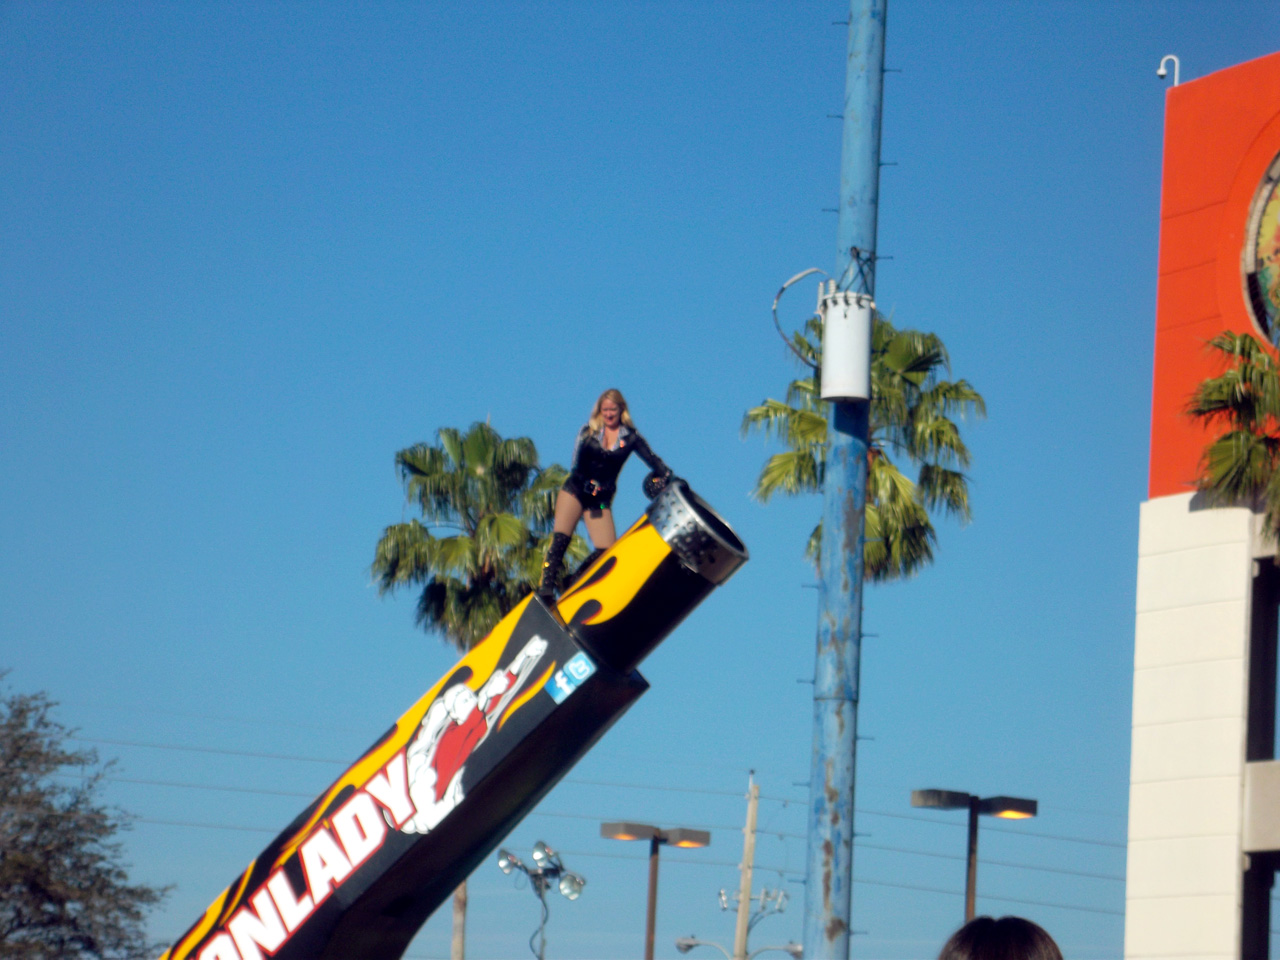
[785,375,821,410]
[432,535,478,578]
[1198,430,1278,502]
[907,412,971,470]
[475,513,529,566]
[370,520,437,594]
[376,421,565,652]
[522,465,568,529]
[741,400,826,449]
[437,428,465,470]
[494,435,539,469]
[879,329,947,386]
[917,464,972,521]
[921,379,987,421]
[867,452,920,511]
[805,522,821,564]
[745,310,982,579]
[754,450,821,501]
[1188,331,1280,537]
[864,499,935,582]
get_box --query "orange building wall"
[1149,51,1280,499]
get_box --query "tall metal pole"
[644,835,660,960]
[533,883,549,960]
[965,797,979,922]
[803,2,886,959]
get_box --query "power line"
[68,772,768,831]
[99,778,1121,885]
[72,774,761,830]
[123,803,1120,883]
[853,877,1124,918]
[136,817,274,835]
[856,807,1127,850]
[1038,802,1128,822]
[759,793,806,805]
[557,848,801,875]
[58,698,354,736]
[69,738,749,798]
[529,808,807,840]
[80,772,803,837]
[59,773,315,800]
[70,736,344,766]
[86,775,1119,885]
[564,777,745,799]
[127,819,800,873]
[128,822,1120,918]
[75,738,1127,853]
[854,842,1124,882]
[534,824,1122,882]
[82,773,1117,872]
[60,690,764,773]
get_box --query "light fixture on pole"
[497,841,585,960]
[675,936,803,959]
[601,822,711,960]
[910,789,1037,922]
[717,884,790,956]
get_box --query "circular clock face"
[1244,152,1280,342]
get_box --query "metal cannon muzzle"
[647,480,749,585]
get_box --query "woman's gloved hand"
[642,469,674,500]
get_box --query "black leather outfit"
[563,423,667,510]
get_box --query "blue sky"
[3,3,1279,959]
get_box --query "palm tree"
[1188,331,1280,536]
[742,312,984,581]
[371,421,586,960]
[372,421,587,652]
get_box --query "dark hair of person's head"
[937,916,1063,960]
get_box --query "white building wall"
[1126,493,1257,960]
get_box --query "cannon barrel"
[161,483,745,960]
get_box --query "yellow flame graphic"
[556,522,670,626]
[498,662,557,730]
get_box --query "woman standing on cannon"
[538,388,672,601]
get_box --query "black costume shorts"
[562,474,613,511]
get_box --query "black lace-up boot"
[538,532,571,601]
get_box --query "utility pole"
[803,2,885,960]
[733,777,760,960]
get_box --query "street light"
[496,841,586,960]
[675,936,803,959]
[910,789,1038,922]
[1157,53,1181,86]
[601,822,711,960]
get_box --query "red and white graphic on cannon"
[401,635,549,834]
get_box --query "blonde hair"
[588,388,634,432]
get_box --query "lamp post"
[910,790,1038,922]
[497,841,586,960]
[601,822,711,960]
